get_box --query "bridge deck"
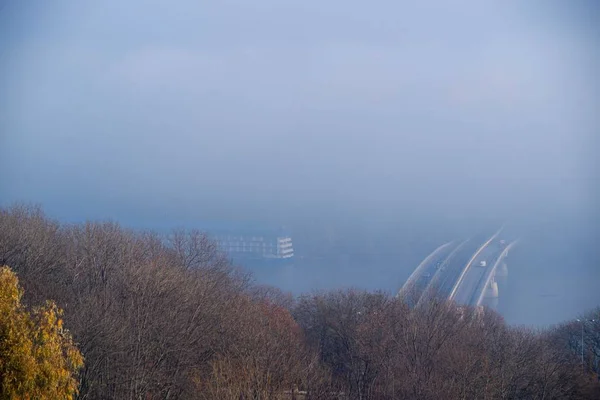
[451,241,505,306]
[401,227,512,309]
[398,242,457,302]
[418,234,489,305]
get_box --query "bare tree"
[2,204,598,400]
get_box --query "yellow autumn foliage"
[0,266,84,399]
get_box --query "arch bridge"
[398,227,518,309]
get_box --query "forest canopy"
[0,204,598,399]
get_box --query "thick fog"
[1,1,598,326]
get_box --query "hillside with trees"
[0,204,598,399]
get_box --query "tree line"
[0,204,598,399]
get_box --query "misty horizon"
[1,1,599,327]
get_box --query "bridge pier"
[481,278,499,309]
[496,262,508,278]
[496,261,508,285]
[484,278,499,299]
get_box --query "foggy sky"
[0,1,598,324]
[1,0,597,221]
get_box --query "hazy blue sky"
[1,0,597,222]
[1,1,598,324]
